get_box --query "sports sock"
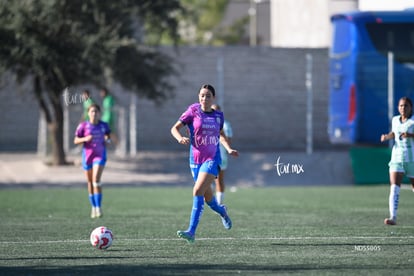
[89,194,96,207]
[187,196,204,235]
[216,192,224,205]
[389,184,400,221]
[206,196,225,217]
[94,193,102,208]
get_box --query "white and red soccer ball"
[90,226,113,249]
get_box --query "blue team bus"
[328,10,414,144]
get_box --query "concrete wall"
[271,0,358,47]
[0,74,39,151]
[0,46,331,152]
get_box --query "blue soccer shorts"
[82,150,107,170]
[190,160,220,182]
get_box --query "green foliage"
[213,16,250,46]
[0,0,184,164]
[0,0,183,97]
[177,0,248,45]
[1,186,414,275]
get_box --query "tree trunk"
[50,96,67,166]
[48,124,67,165]
[33,75,67,166]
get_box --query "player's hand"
[228,149,239,157]
[179,137,190,145]
[380,134,387,142]
[84,135,93,142]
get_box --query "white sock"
[389,184,400,221]
[216,192,224,205]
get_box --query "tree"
[0,0,183,165]
[176,0,248,46]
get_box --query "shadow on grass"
[1,263,414,276]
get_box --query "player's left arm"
[402,123,414,139]
[104,123,112,144]
[220,129,238,157]
[105,134,111,144]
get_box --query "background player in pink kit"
[74,104,111,218]
[171,84,239,243]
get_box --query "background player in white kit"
[211,104,233,205]
[381,97,414,225]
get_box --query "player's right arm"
[74,135,93,145]
[171,121,190,145]
[381,116,396,142]
[381,132,394,142]
[74,122,93,145]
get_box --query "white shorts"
[389,161,414,178]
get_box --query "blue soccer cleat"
[221,205,232,230]
[177,230,195,243]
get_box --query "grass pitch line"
[2,235,414,245]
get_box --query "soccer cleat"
[177,230,195,243]
[95,207,103,218]
[384,218,396,225]
[221,205,232,230]
[91,207,96,218]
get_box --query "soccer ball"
[90,226,113,250]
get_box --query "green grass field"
[1,186,414,275]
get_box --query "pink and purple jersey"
[75,121,111,170]
[179,103,224,165]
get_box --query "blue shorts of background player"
[190,160,220,182]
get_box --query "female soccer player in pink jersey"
[74,104,111,218]
[171,84,239,243]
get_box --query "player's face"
[398,99,412,118]
[88,107,100,123]
[198,88,214,111]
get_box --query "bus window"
[331,20,352,56]
[329,11,414,145]
[366,23,414,63]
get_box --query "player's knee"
[93,182,102,187]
